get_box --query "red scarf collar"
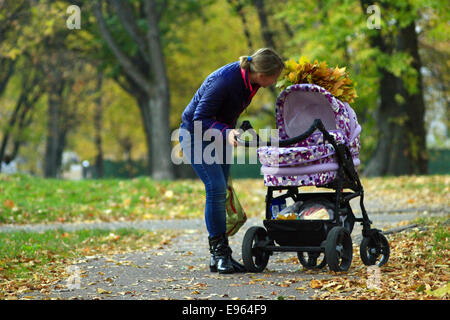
[240,68,259,100]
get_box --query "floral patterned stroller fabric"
[257,84,361,187]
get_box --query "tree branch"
[157,0,168,21]
[109,0,150,66]
[226,0,254,51]
[144,0,168,88]
[93,0,151,94]
[0,58,15,96]
[251,0,276,50]
[113,73,134,96]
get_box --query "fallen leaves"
[295,287,307,291]
[163,190,174,200]
[96,288,112,294]
[307,218,449,300]
[103,233,120,242]
[3,199,16,209]
[309,279,323,289]
[358,175,450,212]
[426,283,450,298]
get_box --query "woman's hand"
[227,129,240,147]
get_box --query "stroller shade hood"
[276,83,360,144]
[257,83,361,187]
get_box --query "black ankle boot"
[208,238,218,272]
[208,234,234,274]
[209,245,246,273]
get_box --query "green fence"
[230,161,262,179]
[429,149,450,174]
[91,160,147,179]
[88,149,449,179]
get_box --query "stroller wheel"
[324,226,353,272]
[242,226,270,272]
[297,252,327,270]
[360,231,390,267]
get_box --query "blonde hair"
[239,48,285,76]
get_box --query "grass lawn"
[0,174,448,224]
[0,174,206,224]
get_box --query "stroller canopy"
[258,83,362,187]
[275,84,359,143]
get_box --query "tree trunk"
[137,96,152,175]
[0,93,25,171]
[118,136,133,178]
[148,96,174,180]
[362,3,428,176]
[252,0,276,49]
[44,86,62,178]
[145,0,174,180]
[43,53,66,178]
[94,74,104,178]
[398,22,427,174]
[56,128,68,177]
[251,0,278,99]
[363,70,408,175]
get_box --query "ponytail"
[239,48,284,75]
[239,56,251,71]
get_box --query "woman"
[179,48,284,274]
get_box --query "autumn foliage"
[276,57,358,103]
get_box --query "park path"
[10,204,447,300]
[0,202,446,234]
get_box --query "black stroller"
[235,84,390,272]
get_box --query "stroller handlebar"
[235,119,329,148]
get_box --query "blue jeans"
[178,123,231,237]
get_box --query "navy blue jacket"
[181,61,259,135]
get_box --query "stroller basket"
[263,219,333,247]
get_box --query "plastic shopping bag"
[225,175,247,237]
